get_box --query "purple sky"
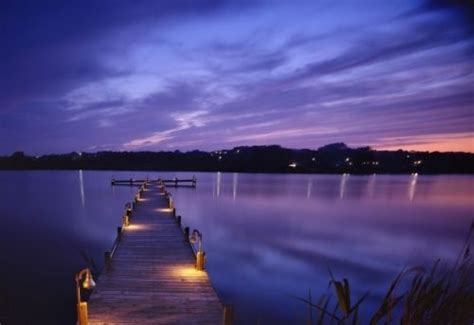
[1,0,473,155]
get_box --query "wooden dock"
[86,180,226,324]
[111,178,197,188]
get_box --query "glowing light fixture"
[75,268,96,325]
[82,270,96,289]
[190,229,205,270]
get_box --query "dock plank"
[88,182,223,324]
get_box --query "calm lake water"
[0,171,472,324]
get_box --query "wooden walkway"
[111,178,197,188]
[87,181,224,324]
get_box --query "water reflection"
[1,171,472,324]
[232,173,238,200]
[0,171,137,324]
[367,174,376,198]
[213,172,222,197]
[408,173,418,201]
[78,169,85,207]
[170,172,473,323]
[306,178,312,198]
[339,173,349,199]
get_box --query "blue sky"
[1,0,473,154]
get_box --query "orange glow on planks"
[155,207,173,213]
[126,224,149,231]
[167,265,207,280]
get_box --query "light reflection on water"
[168,172,473,323]
[78,169,85,207]
[0,171,472,324]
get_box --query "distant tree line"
[1,143,473,174]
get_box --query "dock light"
[75,268,96,325]
[126,203,132,215]
[83,270,96,289]
[190,229,205,270]
[123,214,130,227]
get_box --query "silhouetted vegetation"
[1,143,473,173]
[296,222,474,324]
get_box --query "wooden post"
[172,208,176,217]
[223,305,234,325]
[104,251,111,267]
[196,251,205,270]
[77,301,88,325]
[176,215,181,225]
[184,227,190,242]
[117,227,122,241]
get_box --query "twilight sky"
[1,0,473,155]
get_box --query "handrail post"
[184,227,190,242]
[123,214,129,227]
[196,251,205,270]
[223,305,234,325]
[117,227,122,241]
[104,251,111,268]
[77,301,88,325]
[190,229,205,270]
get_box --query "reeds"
[297,221,474,324]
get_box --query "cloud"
[286,21,468,85]
[123,110,210,148]
[0,1,473,154]
[0,0,262,111]
[227,127,338,143]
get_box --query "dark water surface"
[0,171,472,324]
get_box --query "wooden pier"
[111,177,197,188]
[84,180,228,324]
